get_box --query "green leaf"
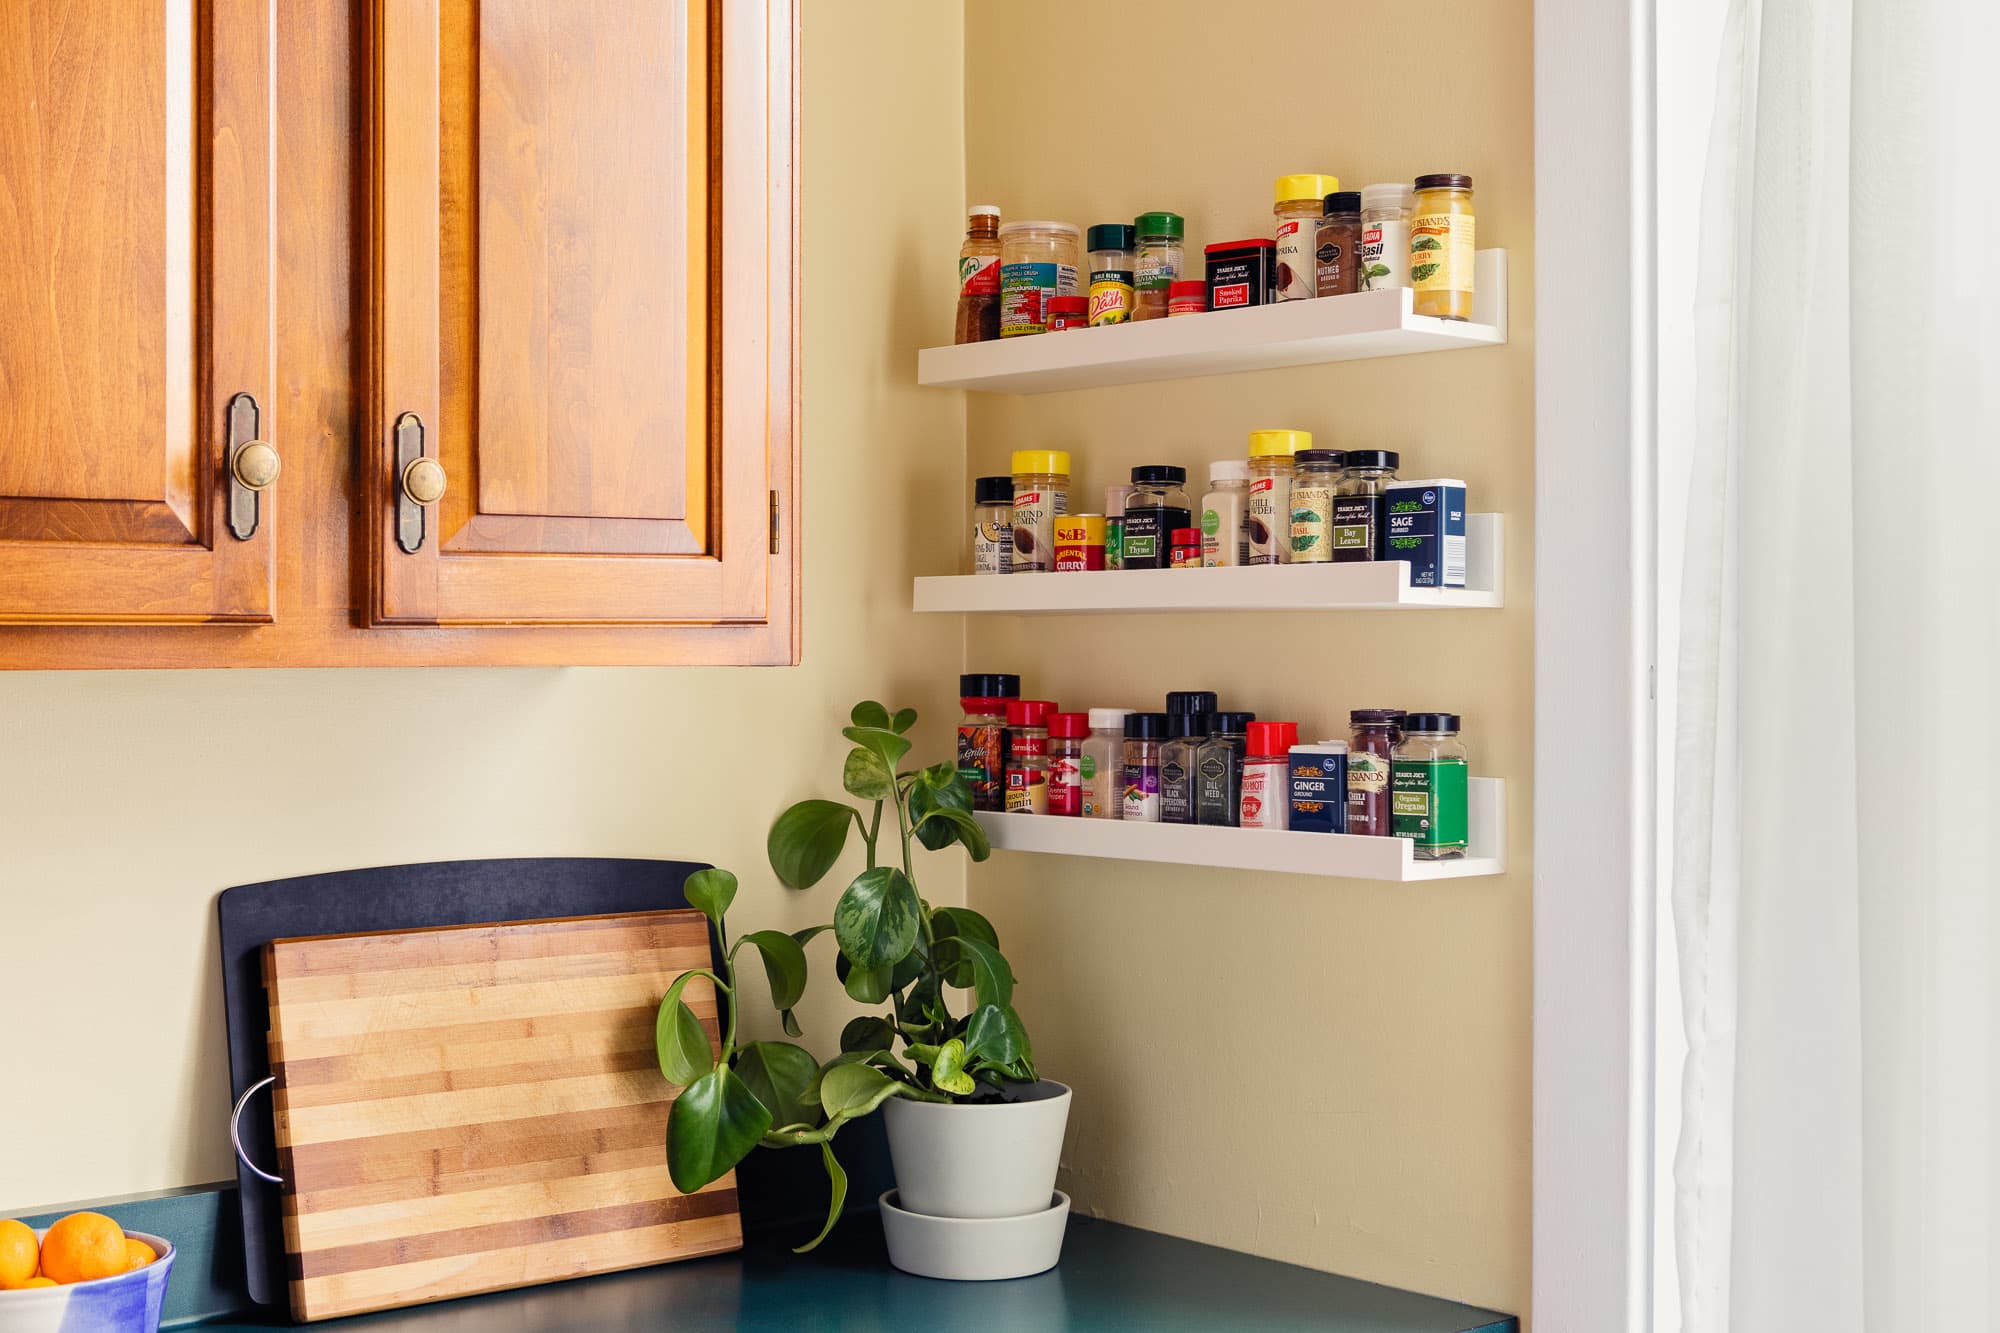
[841,724,913,771]
[834,866,921,968]
[1364,263,1392,279]
[1412,235,1443,251]
[734,929,808,1011]
[655,971,717,1086]
[819,1060,907,1121]
[780,1008,803,1039]
[907,770,977,854]
[791,923,833,948]
[933,935,1014,1009]
[913,805,990,862]
[932,905,1000,950]
[768,800,857,889]
[665,1066,773,1193]
[795,1140,849,1253]
[842,747,895,800]
[683,868,737,926]
[840,1016,896,1053]
[843,961,896,1004]
[734,1040,822,1127]
[890,708,919,734]
[849,700,892,730]
[962,1003,1028,1069]
[1410,262,1441,283]
[930,1038,976,1096]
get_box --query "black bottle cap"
[974,476,1013,505]
[1349,708,1404,726]
[1166,712,1210,740]
[960,674,1021,699]
[1342,449,1400,471]
[1294,450,1347,466]
[1402,712,1461,733]
[1208,711,1256,734]
[1130,465,1187,485]
[1321,191,1362,215]
[1165,690,1219,715]
[1414,173,1473,191]
[1123,712,1169,739]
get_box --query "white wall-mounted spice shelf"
[917,250,1507,395]
[915,515,1504,614]
[971,778,1505,882]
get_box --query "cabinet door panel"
[0,0,275,625]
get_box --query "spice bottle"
[1195,711,1256,826]
[1004,699,1057,814]
[1200,461,1251,567]
[1288,741,1349,834]
[1047,296,1089,331]
[1315,192,1362,298]
[1121,713,1169,823]
[1240,721,1300,829]
[1160,710,1211,824]
[1410,174,1475,320]
[1103,484,1132,571]
[957,674,1021,813]
[1167,280,1209,317]
[1122,465,1191,571]
[1009,450,1071,573]
[971,476,1013,575]
[1359,183,1414,291]
[1274,174,1339,302]
[1332,449,1399,563]
[1392,713,1469,858]
[1086,224,1136,326]
[1246,430,1307,565]
[1346,708,1404,836]
[1082,708,1133,819]
[1171,528,1202,568]
[1047,712,1089,817]
[1164,690,1219,723]
[1132,211,1185,321]
[1054,514,1107,572]
[1288,450,1346,564]
[999,220,1082,337]
[1206,239,1277,310]
[955,205,1002,344]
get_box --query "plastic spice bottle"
[1082,708,1133,819]
[999,221,1082,337]
[1167,280,1209,317]
[1086,224,1136,326]
[1195,711,1256,826]
[1392,712,1469,858]
[957,674,1021,813]
[1121,713,1169,822]
[1170,527,1203,568]
[1315,192,1363,298]
[1359,183,1414,291]
[1410,174,1476,320]
[1160,711,1212,824]
[1346,708,1404,835]
[1122,465,1191,571]
[1273,174,1339,302]
[1246,430,1308,565]
[1200,461,1252,567]
[1103,483,1132,571]
[1004,699,1056,814]
[1332,449,1400,563]
[1132,211,1185,320]
[1009,450,1071,573]
[1046,711,1090,817]
[1240,721,1300,829]
[971,476,1013,575]
[1288,450,1346,564]
[1046,296,1089,331]
[955,205,1002,344]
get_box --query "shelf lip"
[919,250,1508,395]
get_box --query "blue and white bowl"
[0,1229,175,1333]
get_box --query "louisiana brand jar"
[999,220,1082,336]
[1287,450,1346,563]
[1273,173,1339,301]
[1346,708,1404,835]
[958,674,1021,812]
[1009,450,1071,572]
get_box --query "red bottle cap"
[1046,296,1088,314]
[1171,527,1202,545]
[1047,711,1090,739]
[1204,238,1276,254]
[1005,699,1058,727]
[1245,721,1299,757]
[1168,280,1208,298]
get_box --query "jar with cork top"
[1246,430,1307,565]
[1009,450,1070,573]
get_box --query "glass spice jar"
[1082,708,1133,819]
[1004,699,1056,814]
[1346,708,1405,836]
[1246,430,1308,565]
[1103,483,1132,571]
[1315,191,1363,297]
[1121,713,1169,822]
[970,475,1012,575]
[1122,466,1191,571]
[957,673,1021,813]
[1160,710,1211,824]
[1010,450,1070,573]
[955,204,1002,344]
[1195,711,1256,826]
[1132,211,1185,320]
[1086,223,1136,326]
[1391,712,1469,859]
[1047,711,1090,817]
[999,220,1082,336]
[1287,450,1346,564]
[1273,173,1339,302]
[1332,449,1400,563]
[1410,174,1476,320]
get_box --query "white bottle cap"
[1208,460,1252,483]
[969,204,1001,218]
[1088,708,1136,729]
[1361,183,1413,211]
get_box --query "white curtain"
[1671,0,2000,1328]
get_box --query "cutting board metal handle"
[231,1076,285,1185]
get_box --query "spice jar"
[1170,528,1203,568]
[1103,483,1132,571]
[971,475,1012,575]
[1240,721,1300,829]
[1165,689,1219,717]
[1359,183,1413,291]
[1160,710,1211,825]
[999,220,1082,337]
[1054,514,1106,571]
[1121,713,1169,823]
[1346,708,1404,836]
[1288,741,1349,833]
[1392,712,1468,858]
[1047,712,1090,816]
[1122,465,1191,571]
[1410,174,1475,320]
[1004,699,1057,814]
[1009,450,1071,573]
[1195,711,1256,826]
[955,204,1002,344]
[1132,211,1185,321]
[1086,224,1136,326]
[1246,430,1307,565]
[1274,174,1339,302]
[1332,449,1400,562]
[1082,708,1133,819]
[1287,450,1346,564]
[1315,192,1362,298]
[1046,296,1089,331]
[1200,461,1251,567]
[1167,280,1208,316]
[957,673,1021,813]
[1206,238,1276,310]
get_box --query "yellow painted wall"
[961,0,1534,1314]
[0,2,968,1211]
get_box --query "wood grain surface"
[263,910,740,1321]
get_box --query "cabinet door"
[0,0,275,626]
[368,0,794,648]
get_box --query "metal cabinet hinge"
[769,490,781,554]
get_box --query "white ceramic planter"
[880,1079,1071,1220]
[878,1189,1069,1281]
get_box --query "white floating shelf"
[918,250,1507,394]
[916,515,1503,614]
[973,779,1505,882]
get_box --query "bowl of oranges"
[0,1212,174,1333]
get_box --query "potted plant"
[656,701,1071,1276]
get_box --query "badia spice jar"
[1132,211,1185,321]
[1010,450,1071,573]
[1392,712,1469,858]
[1086,224,1136,326]
[1246,429,1308,565]
[958,674,1021,812]
[971,475,1013,575]
[1274,173,1339,302]
[1122,466,1191,571]
[1047,711,1090,816]
[1315,191,1363,297]
[999,220,1082,336]
[1410,174,1476,320]
[1004,699,1057,815]
[1359,183,1414,291]
[1346,708,1404,836]
[1288,450,1346,563]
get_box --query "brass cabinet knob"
[401,456,447,506]
[231,440,281,492]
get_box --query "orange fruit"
[36,1212,127,1285]
[123,1238,156,1271]
[0,1218,39,1289]
[15,1277,57,1288]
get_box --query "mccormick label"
[1381,480,1468,587]
[1392,757,1469,852]
[1288,746,1348,834]
[1050,753,1083,816]
[1088,269,1134,325]
[960,253,999,296]
[1005,766,1048,815]
[1011,487,1068,573]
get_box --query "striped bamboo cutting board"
[261,910,741,1321]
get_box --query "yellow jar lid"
[1248,429,1311,457]
[1011,449,1072,475]
[1274,173,1339,205]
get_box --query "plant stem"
[716,917,740,1057]
[864,800,882,871]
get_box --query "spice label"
[1329,493,1378,562]
[1104,517,1124,571]
[1195,750,1239,826]
[973,519,1011,576]
[1288,749,1348,834]
[1347,752,1391,834]
[1359,220,1409,290]
[1382,482,1468,587]
[1274,218,1317,301]
[1122,762,1161,821]
[1240,762,1288,829]
[1000,261,1078,336]
[1050,755,1083,816]
[1005,768,1049,816]
[1120,505,1188,570]
[1247,477,1286,565]
[1011,487,1067,572]
[1088,271,1134,326]
[960,253,1000,296]
[1391,758,1468,850]
[1289,483,1335,562]
[1314,233,1354,297]
[1160,758,1192,823]
[1136,243,1180,292]
[958,724,1004,811]
[1410,213,1475,293]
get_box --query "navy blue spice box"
[1381,478,1468,588]
[1288,743,1349,834]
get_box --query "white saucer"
[878,1188,1071,1281]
